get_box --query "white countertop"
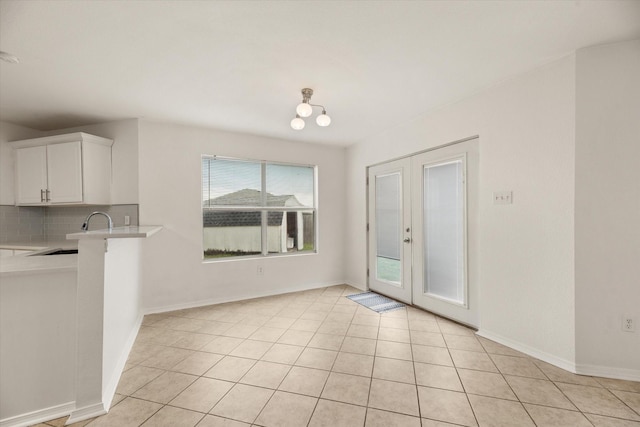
[0,240,78,276]
[0,240,79,276]
[1,227,161,276]
[0,240,78,251]
[0,253,77,277]
[67,226,163,240]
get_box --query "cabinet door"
[15,146,48,205]
[47,142,83,203]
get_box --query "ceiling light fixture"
[290,114,305,130]
[291,88,331,130]
[0,51,19,64]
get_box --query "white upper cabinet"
[45,141,83,203]
[12,133,113,206]
[15,145,48,204]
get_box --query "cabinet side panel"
[82,142,112,205]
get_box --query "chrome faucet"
[81,212,113,231]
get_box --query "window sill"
[202,250,318,264]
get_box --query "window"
[202,156,316,259]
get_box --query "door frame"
[366,135,479,327]
[410,138,479,327]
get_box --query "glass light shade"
[290,116,305,130]
[296,102,313,118]
[316,112,331,127]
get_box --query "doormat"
[346,292,405,314]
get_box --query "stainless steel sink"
[28,249,79,256]
[42,249,78,255]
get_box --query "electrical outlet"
[622,317,635,332]
[257,266,264,276]
[124,215,130,226]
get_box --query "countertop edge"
[0,255,78,277]
[66,226,163,240]
[1,266,78,277]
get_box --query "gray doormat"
[346,291,406,313]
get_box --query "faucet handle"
[81,222,88,231]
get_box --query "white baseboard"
[344,280,367,291]
[477,329,640,382]
[0,401,75,427]
[66,314,142,425]
[102,313,144,409]
[143,280,348,315]
[66,402,107,425]
[476,329,576,373]
[575,363,640,382]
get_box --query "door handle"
[403,237,411,243]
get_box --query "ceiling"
[1,1,639,146]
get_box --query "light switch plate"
[493,191,513,204]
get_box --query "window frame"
[201,155,318,262]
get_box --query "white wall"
[103,238,143,404]
[0,121,43,204]
[69,237,146,424]
[138,120,346,311]
[575,39,640,378]
[0,270,77,423]
[346,55,577,366]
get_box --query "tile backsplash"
[0,204,139,243]
[0,206,45,243]
[45,205,139,241]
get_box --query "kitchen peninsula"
[0,226,162,427]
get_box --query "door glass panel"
[375,173,402,285]
[423,160,464,303]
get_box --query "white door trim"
[366,137,480,327]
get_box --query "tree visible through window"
[202,156,316,259]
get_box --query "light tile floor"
[34,285,640,427]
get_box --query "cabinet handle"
[40,189,45,202]
[45,189,51,202]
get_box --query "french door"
[367,158,412,303]
[367,138,479,327]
